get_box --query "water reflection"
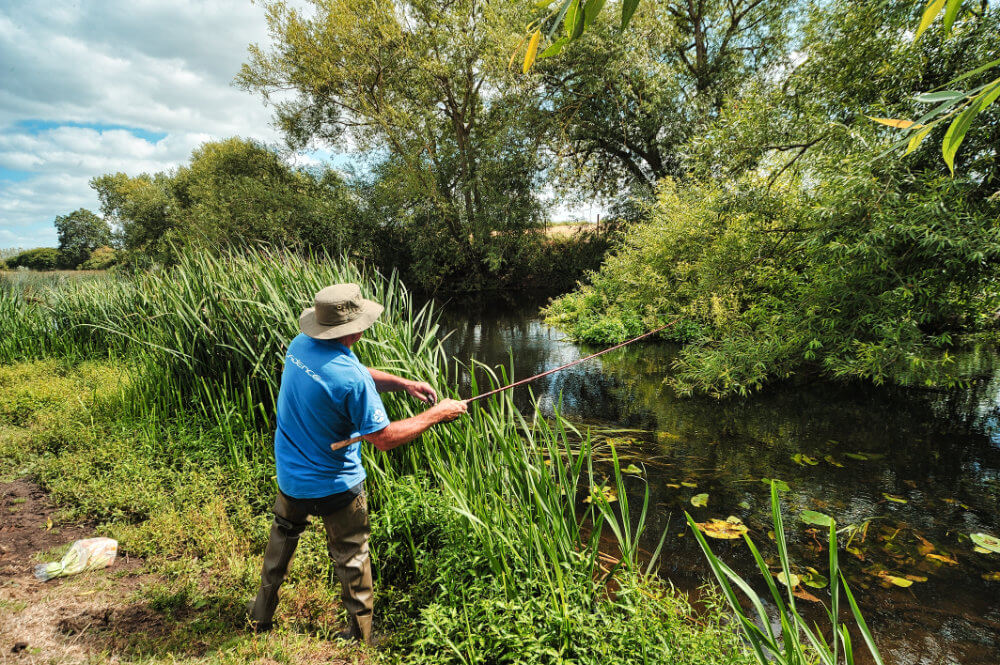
[439,306,1000,665]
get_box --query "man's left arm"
[368,368,437,404]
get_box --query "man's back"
[273,333,387,499]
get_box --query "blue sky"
[0,0,339,249]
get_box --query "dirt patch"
[0,479,150,663]
[0,479,95,577]
[0,480,362,664]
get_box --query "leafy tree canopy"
[546,1,1000,396]
[54,208,112,268]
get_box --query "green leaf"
[760,478,790,492]
[800,510,835,528]
[776,571,800,588]
[539,36,569,58]
[947,57,1000,87]
[690,493,708,507]
[915,90,965,103]
[792,453,819,466]
[802,567,829,589]
[971,532,1000,554]
[620,0,640,30]
[844,452,868,461]
[882,493,908,504]
[621,462,643,475]
[915,0,947,40]
[904,126,933,156]
[583,0,606,27]
[943,78,1000,173]
[942,0,962,33]
[564,0,580,38]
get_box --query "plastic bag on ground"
[34,537,118,581]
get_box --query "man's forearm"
[366,411,438,452]
[368,368,411,392]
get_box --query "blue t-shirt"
[274,333,389,499]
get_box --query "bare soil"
[0,479,362,664]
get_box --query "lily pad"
[695,517,748,540]
[801,567,828,589]
[776,571,801,588]
[877,571,913,588]
[882,493,908,504]
[760,478,790,492]
[971,533,1000,554]
[792,453,819,466]
[583,485,618,504]
[800,510,836,528]
[621,463,643,475]
[690,493,709,508]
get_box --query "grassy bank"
[0,250,751,664]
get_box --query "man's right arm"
[364,399,467,452]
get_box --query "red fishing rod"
[330,322,674,452]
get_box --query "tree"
[54,208,111,268]
[535,0,795,196]
[545,1,1000,396]
[237,0,547,292]
[91,138,358,265]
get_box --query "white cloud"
[0,0,308,249]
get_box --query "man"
[246,283,467,644]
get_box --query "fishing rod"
[329,321,673,453]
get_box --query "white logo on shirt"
[373,409,386,424]
[286,353,323,383]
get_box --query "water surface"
[438,302,1000,665]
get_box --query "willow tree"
[238,0,545,292]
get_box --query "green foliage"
[7,247,66,271]
[91,138,357,265]
[54,208,111,267]
[534,0,796,197]
[78,246,117,270]
[688,483,886,665]
[239,0,548,294]
[547,1,1000,396]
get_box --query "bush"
[78,246,117,270]
[8,248,66,271]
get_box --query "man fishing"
[246,283,467,644]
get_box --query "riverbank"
[0,252,754,664]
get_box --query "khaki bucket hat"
[299,284,384,340]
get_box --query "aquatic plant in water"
[688,482,886,665]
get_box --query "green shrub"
[78,246,117,270]
[8,247,65,271]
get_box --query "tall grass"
[1,249,751,663]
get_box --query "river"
[437,300,1000,665]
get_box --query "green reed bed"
[0,252,809,663]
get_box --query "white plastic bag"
[34,537,118,581]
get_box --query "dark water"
[438,302,1000,665]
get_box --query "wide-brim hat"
[299,283,384,340]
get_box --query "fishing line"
[330,321,675,452]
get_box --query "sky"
[0,0,312,249]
